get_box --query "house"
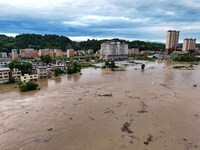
[21,74,38,83]
[0,67,10,84]
[36,66,48,78]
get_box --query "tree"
[40,55,52,64]
[54,68,64,76]
[8,61,32,75]
[18,82,39,92]
[67,62,81,74]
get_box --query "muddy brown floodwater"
[0,61,200,150]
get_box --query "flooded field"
[0,61,200,150]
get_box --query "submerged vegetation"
[102,61,118,69]
[18,82,39,92]
[172,55,200,62]
[67,62,81,74]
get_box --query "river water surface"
[0,61,200,150]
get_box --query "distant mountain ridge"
[0,34,168,53]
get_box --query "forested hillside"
[0,34,167,53]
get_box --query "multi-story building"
[100,41,128,60]
[20,49,39,58]
[165,30,180,54]
[39,49,54,58]
[128,48,140,55]
[0,61,9,68]
[36,66,48,78]
[12,49,18,60]
[0,52,8,58]
[11,68,21,81]
[21,74,38,83]
[182,38,196,51]
[67,49,75,58]
[0,52,10,68]
[54,49,63,58]
[0,67,10,84]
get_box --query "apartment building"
[21,74,38,83]
[165,30,180,54]
[36,66,48,78]
[182,38,196,51]
[12,49,18,60]
[39,49,54,58]
[54,49,63,58]
[11,68,21,81]
[20,49,39,58]
[100,41,128,60]
[67,49,75,58]
[0,68,10,84]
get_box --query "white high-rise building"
[182,38,196,51]
[165,30,179,54]
[100,41,128,60]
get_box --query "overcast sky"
[0,0,199,42]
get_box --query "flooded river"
[0,61,200,150]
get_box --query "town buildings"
[165,30,180,54]
[20,49,39,58]
[182,38,196,51]
[100,41,128,60]
[12,49,18,60]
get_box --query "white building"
[100,41,128,60]
[0,61,10,68]
[21,74,38,83]
[36,66,48,78]
[182,38,196,51]
[11,68,21,81]
[0,67,10,84]
[0,52,8,58]
[165,30,179,54]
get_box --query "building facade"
[12,49,18,60]
[39,49,54,58]
[20,49,39,58]
[0,68,10,84]
[54,49,63,58]
[11,68,21,81]
[128,48,140,55]
[100,41,128,60]
[36,66,48,78]
[165,30,180,54]
[182,38,196,51]
[67,49,75,58]
[21,74,38,83]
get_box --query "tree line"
[0,34,167,53]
